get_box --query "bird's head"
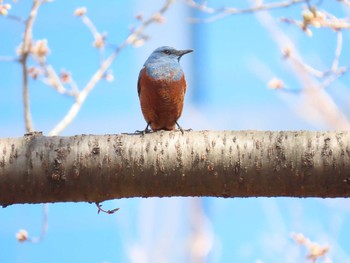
[147,46,193,63]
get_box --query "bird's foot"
[135,123,152,135]
[176,121,189,135]
[135,129,152,135]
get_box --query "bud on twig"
[74,7,87,16]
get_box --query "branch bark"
[1,130,350,206]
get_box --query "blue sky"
[1,0,350,262]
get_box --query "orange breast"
[138,68,186,131]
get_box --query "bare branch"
[42,64,69,93]
[255,8,350,129]
[19,0,44,132]
[188,0,350,128]
[281,9,350,34]
[67,77,79,96]
[331,31,343,72]
[287,55,325,78]
[21,61,33,132]
[15,203,48,243]
[74,6,107,61]
[338,0,350,7]
[187,0,305,23]
[6,14,26,23]
[79,13,107,51]
[291,233,330,262]
[0,56,18,62]
[95,202,119,214]
[281,30,348,91]
[126,0,175,45]
[81,14,100,37]
[29,204,49,243]
[40,63,79,97]
[320,67,349,89]
[48,0,175,136]
[47,47,119,136]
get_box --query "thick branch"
[1,130,350,205]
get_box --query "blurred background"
[1,0,350,262]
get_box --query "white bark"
[1,130,350,206]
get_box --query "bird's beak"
[177,49,193,57]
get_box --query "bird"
[137,46,193,134]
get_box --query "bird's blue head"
[144,46,193,80]
[146,46,193,63]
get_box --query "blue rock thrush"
[138,46,193,133]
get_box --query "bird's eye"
[163,50,171,55]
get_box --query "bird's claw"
[135,122,152,135]
[135,129,152,135]
[176,121,188,135]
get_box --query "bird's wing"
[137,67,145,97]
[184,77,187,94]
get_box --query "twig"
[6,14,26,23]
[286,54,349,90]
[338,0,350,7]
[95,202,119,214]
[281,9,350,33]
[126,0,175,43]
[320,67,349,89]
[48,0,175,136]
[20,0,44,132]
[48,46,120,136]
[21,61,33,132]
[30,203,49,243]
[288,55,325,78]
[78,13,106,63]
[0,56,18,62]
[285,29,347,89]
[187,0,306,23]
[255,6,350,129]
[81,15,100,39]
[331,31,342,72]
[291,232,330,262]
[68,78,79,95]
[16,203,49,243]
[40,63,79,97]
[42,64,68,94]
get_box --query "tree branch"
[19,0,44,132]
[331,31,343,72]
[339,0,350,7]
[21,59,33,132]
[1,130,350,206]
[255,9,350,129]
[40,63,76,96]
[0,56,18,62]
[187,0,305,23]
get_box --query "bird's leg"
[176,121,184,135]
[176,121,193,134]
[144,122,152,134]
[135,122,152,135]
